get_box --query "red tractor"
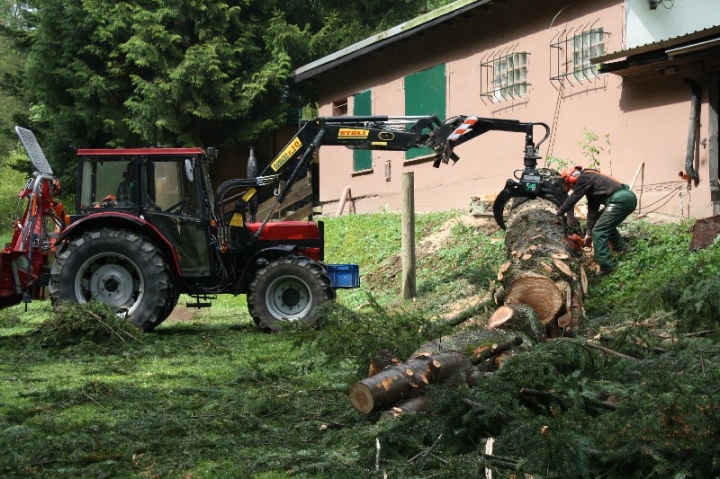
[1,116,565,332]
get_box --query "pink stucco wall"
[314,0,715,219]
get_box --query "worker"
[116,161,160,211]
[556,166,637,276]
[116,161,138,206]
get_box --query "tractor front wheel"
[49,228,172,332]
[248,256,335,332]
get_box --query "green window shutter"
[404,64,446,160]
[353,90,372,171]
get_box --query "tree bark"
[379,395,430,420]
[409,328,530,358]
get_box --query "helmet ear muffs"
[560,166,581,189]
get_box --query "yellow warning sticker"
[242,188,256,202]
[230,213,244,227]
[271,137,303,171]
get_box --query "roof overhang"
[593,25,720,82]
[292,0,496,83]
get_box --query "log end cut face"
[504,275,563,325]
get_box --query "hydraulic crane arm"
[216,115,446,223]
[216,114,561,233]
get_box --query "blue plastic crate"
[327,264,360,288]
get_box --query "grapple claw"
[493,180,519,230]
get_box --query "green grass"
[1,212,719,478]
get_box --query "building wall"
[626,0,720,48]
[314,0,715,219]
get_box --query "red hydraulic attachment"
[0,127,65,308]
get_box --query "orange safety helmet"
[560,166,582,190]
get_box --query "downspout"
[683,78,701,185]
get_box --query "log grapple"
[430,116,568,229]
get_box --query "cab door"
[145,157,212,277]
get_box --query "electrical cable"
[638,185,682,214]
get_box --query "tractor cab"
[74,147,218,277]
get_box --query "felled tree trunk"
[498,198,585,336]
[349,198,586,417]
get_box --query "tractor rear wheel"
[49,228,172,332]
[247,256,335,332]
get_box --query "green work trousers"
[592,186,637,271]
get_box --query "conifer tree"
[2,0,452,181]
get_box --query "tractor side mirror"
[184,159,194,183]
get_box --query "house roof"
[593,24,720,81]
[292,0,495,83]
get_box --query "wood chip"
[552,258,574,278]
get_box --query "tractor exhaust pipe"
[683,78,701,184]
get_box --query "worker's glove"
[583,234,592,247]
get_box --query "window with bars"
[480,52,529,102]
[550,27,609,84]
[572,28,605,81]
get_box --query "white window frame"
[489,52,529,103]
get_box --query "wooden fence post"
[402,172,416,299]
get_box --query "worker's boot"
[614,242,630,254]
[595,265,616,277]
[610,241,630,254]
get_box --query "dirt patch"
[168,304,201,321]
[418,214,500,256]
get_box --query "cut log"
[410,328,529,358]
[552,258,574,278]
[349,352,471,414]
[469,336,524,364]
[486,305,545,343]
[557,312,572,328]
[379,395,430,420]
[503,276,563,326]
[368,349,402,377]
[351,198,590,418]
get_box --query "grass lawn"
[1,211,719,478]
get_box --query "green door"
[353,90,372,171]
[405,64,446,160]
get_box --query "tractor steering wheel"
[164,198,189,214]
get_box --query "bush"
[0,147,32,236]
